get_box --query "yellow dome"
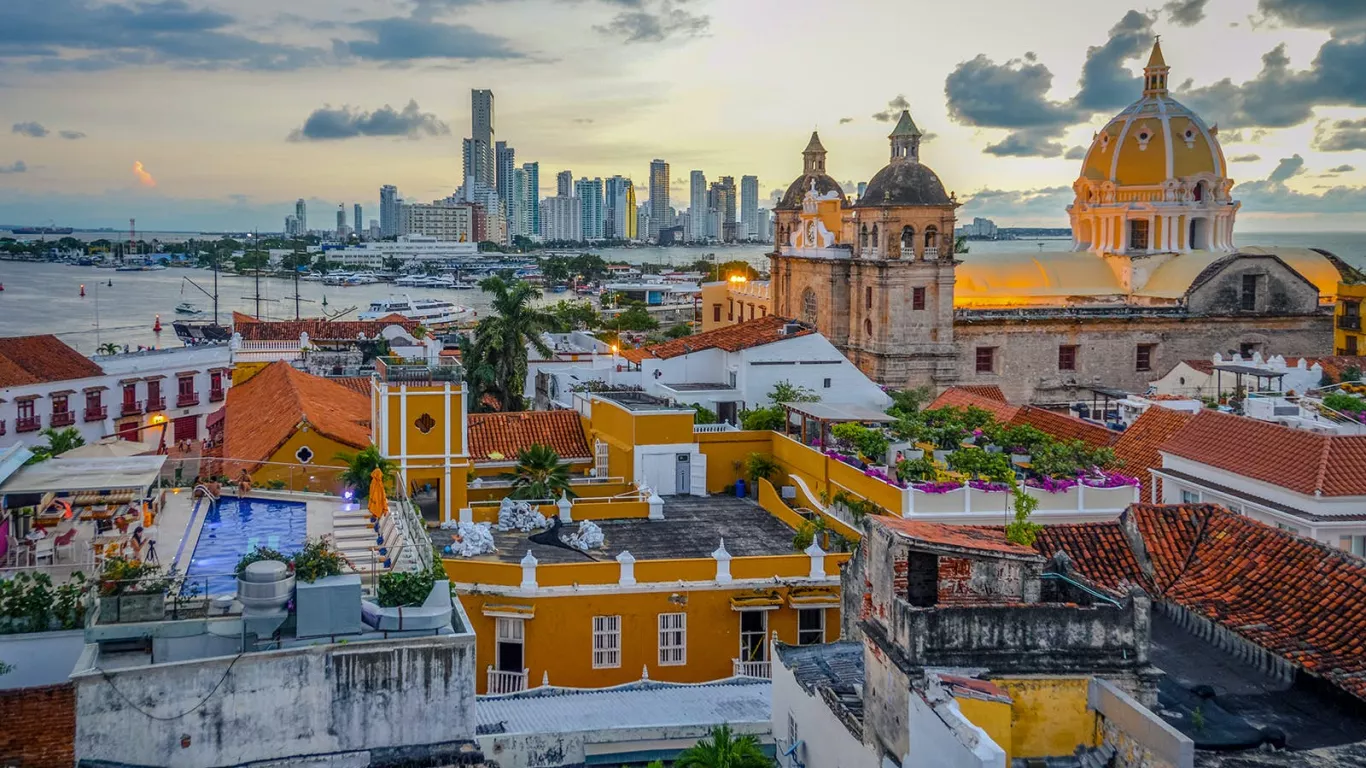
[1079,95,1226,187]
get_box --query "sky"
[1,0,1366,232]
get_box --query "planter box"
[933,450,954,463]
[100,593,165,624]
[296,574,362,638]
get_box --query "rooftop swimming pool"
[184,497,308,596]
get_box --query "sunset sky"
[1,0,1365,231]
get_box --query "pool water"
[185,497,308,596]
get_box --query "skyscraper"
[335,205,346,239]
[284,215,298,236]
[648,159,669,242]
[574,177,604,240]
[636,204,650,243]
[522,162,540,239]
[540,196,582,242]
[379,185,399,238]
[689,171,707,242]
[556,170,573,197]
[604,176,633,240]
[496,141,516,234]
[740,175,759,240]
[353,204,363,240]
[717,176,737,242]
[463,90,496,188]
[295,198,307,234]
[625,181,637,240]
[510,167,529,238]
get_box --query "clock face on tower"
[806,221,817,246]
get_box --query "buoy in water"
[107,279,113,287]
[80,284,85,297]
[153,314,162,333]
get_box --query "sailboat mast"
[212,250,220,325]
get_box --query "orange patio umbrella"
[367,468,388,520]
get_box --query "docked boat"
[358,295,472,327]
[175,302,203,315]
[173,320,231,345]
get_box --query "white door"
[642,453,675,495]
[689,452,707,497]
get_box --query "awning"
[482,603,536,619]
[0,455,167,495]
[787,588,840,608]
[730,594,783,611]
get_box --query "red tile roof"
[221,361,371,469]
[1179,359,1216,375]
[0,335,105,387]
[232,312,418,342]
[872,517,1041,558]
[1160,410,1366,497]
[332,377,374,396]
[1111,406,1196,500]
[928,387,1116,450]
[1039,503,1366,702]
[467,410,592,463]
[955,385,1007,403]
[1304,356,1366,381]
[928,388,1020,423]
[623,316,811,363]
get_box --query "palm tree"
[467,275,556,412]
[674,725,769,768]
[96,343,121,356]
[27,427,86,464]
[335,445,397,499]
[502,444,575,500]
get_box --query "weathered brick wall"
[0,683,75,767]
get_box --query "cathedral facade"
[768,40,1343,403]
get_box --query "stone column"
[616,550,636,586]
[712,539,732,583]
[520,551,538,590]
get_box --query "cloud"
[133,160,155,187]
[1072,10,1155,112]
[288,100,450,141]
[0,0,331,71]
[1064,146,1087,160]
[594,1,708,43]
[944,52,1077,131]
[12,121,49,138]
[1267,154,1305,184]
[573,118,594,124]
[838,117,853,125]
[0,161,27,174]
[58,130,85,140]
[1257,0,1366,31]
[1314,118,1366,151]
[958,185,1072,218]
[984,130,1066,158]
[1329,164,1357,173]
[1164,0,1208,26]
[343,16,521,61]
[1229,153,1262,162]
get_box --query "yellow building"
[1336,282,1366,356]
[700,277,773,332]
[371,356,472,522]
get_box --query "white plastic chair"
[31,536,55,566]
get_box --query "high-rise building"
[604,176,633,240]
[295,199,307,234]
[463,90,496,189]
[496,142,516,234]
[353,204,363,240]
[740,175,759,240]
[689,171,707,242]
[522,162,540,239]
[284,215,299,236]
[574,177,604,240]
[625,181,637,240]
[336,205,346,239]
[648,159,669,242]
[510,167,529,238]
[540,196,582,242]
[556,170,573,198]
[636,204,651,243]
[369,219,380,240]
[717,176,737,242]
[379,185,400,238]
[756,208,772,243]
[400,201,474,241]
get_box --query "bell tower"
[802,131,827,174]
[1143,37,1169,96]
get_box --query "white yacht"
[358,295,471,327]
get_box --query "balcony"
[146,395,166,412]
[16,416,40,433]
[84,406,108,422]
[50,411,75,428]
[732,659,772,679]
[209,387,225,403]
[376,356,463,384]
[121,400,142,417]
[177,392,200,408]
[1340,315,1362,331]
[486,666,528,695]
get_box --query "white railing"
[694,423,739,433]
[486,667,529,694]
[924,246,940,259]
[732,659,772,679]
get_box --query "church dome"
[855,109,953,208]
[776,131,844,210]
[1078,40,1226,187]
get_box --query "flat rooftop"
[476,496,801,564]
[476,679,771,736]
[592,390,683,412]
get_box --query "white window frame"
[1180,489,1201,504]
[797,607,825,646]
[658,612,687,666]
[739,610,768,662]
[592,615,621,669]
[594,440,610,477]
[495,617,524,671]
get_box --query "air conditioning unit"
[781,323,803,336]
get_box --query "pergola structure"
[780,401,895,448]
[1214,364,1286,397]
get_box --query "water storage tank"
[237,560,295,614]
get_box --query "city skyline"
[2,0,1365,232]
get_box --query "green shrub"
[291,538,346,583]
[740,406,785,431]
[831,423,890,462]
[235,546,290,577]
[947,449,1014,482]
[692,404,718,424]
[377,570,436,608]
[1324,392,1366,415]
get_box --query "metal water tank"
[237,560,295,614]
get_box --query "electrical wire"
[96,652,244,721]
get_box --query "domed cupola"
[850,109,959,261]
[776,131,845,211]
[856,110,953,209]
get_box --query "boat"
[173,320,232,345]
[11,226,73,235]
[175,302,203,315]
[358,295,472,327]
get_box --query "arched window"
[859,224,868,249]
[871,224,879,249]
[1193,182,1207,202]
[801,288,818,324]
[900,225,916,251]
[924,226,938,249]
[864,318,873,337]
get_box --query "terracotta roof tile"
[627,316,811,362]
[332,377,374,396]
[232,312,418,342]
[1159,410,1366,496]
[221,361,371,469]
[927,388,1116,450]
[467,410,592,463]
[1180,359,1216,375]
[1111,406,1196,500]
[0,335,105,387]
[1040,503,1366,703]
[955,385,1007,403]
[1304,356,1366,381]
[927,388,1020,423]
[872,517,1040,557]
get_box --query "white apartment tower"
[648,159,669,241]
[689,170,707,242]
[295,199,307,234]
[740,175,759,240]
[463,90,496,189]
[379,185,400,238]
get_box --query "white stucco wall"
[0,630,86,690]
[771,656,877,768]
[904,689,1005,768]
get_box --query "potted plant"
[98,557,170,623]
[744,453,779,497]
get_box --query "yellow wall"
[700,281,774,333]
[697,431,776,492]
[231,361,270,386]
[247,428,355,493]
[458,587,839,693]
[1335,282,1366,356]
[992,677,1097,759]
[956,697,1014,764]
